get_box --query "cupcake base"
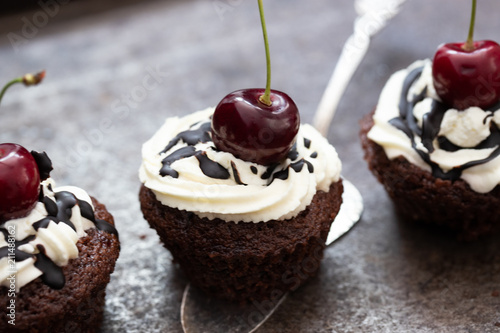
[139,181,343,303]
[0,198,120,333]
[360,111,500,240]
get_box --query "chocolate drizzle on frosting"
[78,198,119,237]
[33,217,58,231]
[0,183,118,290]
[42,196,58,216]
[288,143,299,161]
[291,159,314,173]
[270,168,289,182]
[31,151,53,181]
[161,122,211,153]
[195,152,230,179]
[304,138,311,149]
[34,245,65,289]
[54,191,78,231]
[159,121,317,185]
[0,236,35,262]
[420,100,447,153]
[231,161,245,185]
[389,65,500,180]
[261,164,279,180]
[160,146,197,177]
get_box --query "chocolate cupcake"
[139,108,342,302]
[360,60,500,240]
[0,151,120,332]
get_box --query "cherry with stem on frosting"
[0,71,46,222]
[432,0,500,110]
[0,144,41,222]
[211,0,300,166]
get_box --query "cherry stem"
[0,71,45,106]
[464,0,477,51]
[258,0,272,106]
[0,78,23,105]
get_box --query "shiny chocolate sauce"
[35,245,65,289]
[388,66,500,180]
[159,121,318,184]
[0,187,118,290]
[30,151,53,181]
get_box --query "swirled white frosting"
[139,107,342,222]
[368,59,500,193]
[0,179,95,291]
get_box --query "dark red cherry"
[211,89,300,165]
[0,143,40,222]
[432,40,500,110]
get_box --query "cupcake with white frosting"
[0,151,119,332]
[139,107,343,302]
[360,59,500,239]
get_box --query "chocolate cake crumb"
[360,111,500,241]
[139,181,343,302]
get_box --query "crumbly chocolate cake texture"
[360,111,500,240]
[140,181,343,302]
[0,198,120,333]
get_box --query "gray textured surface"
[1,0,500,332]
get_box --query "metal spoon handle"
[313,0,406,136]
